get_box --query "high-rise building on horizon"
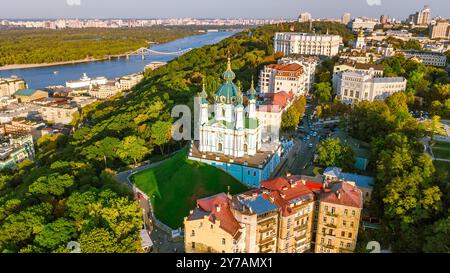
[342,13,351,25]
[406,5,431,26]
[298,12,312,23]
[429,20,450,39]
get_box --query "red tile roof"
[268,63,303,72]
[260,176,314,216]
[196,193,241,236]
[319,182,363,208]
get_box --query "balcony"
[295,234,307,241]
[294,225,308,232]
[326,211,338,217]
[324,223,337,229]
[259,226,275,234]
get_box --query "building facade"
[336,71,407,105]
[0,77,27,97]
[259,63,306,96]
[398,50,447,67]
[274,32,342,57]
[279,56,320,92]
[0,134,35,169]
[314,182,363,253]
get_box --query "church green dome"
[215,55,241,104]
[215,81,239,104]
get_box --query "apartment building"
[274,32,342,57]
[398,50,447,67]
[88,81,121,99]
[257,92,294,141]
[0,118,45,141]
[0,134,35,169]
[259,63,306,96]
[336,71,407,105]
[430,21,450,39]
[184,175,363,253]
[0,77,27,97]
[184,193,247,253]
[314,182,363,253]
[279,56,320,92]
[119,73,144,91]
[37,101,79,125]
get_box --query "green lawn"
[432,141,450,159]
[434,161,450,175]
[131,147,249,229]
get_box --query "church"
[188,56,284,188]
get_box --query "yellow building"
[13,89,48,103]
[314,181,363,253]
[184,193,246,253]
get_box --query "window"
[321,238,324,244]
[211,224,214,229]
[352,210,356,216]
[192,242,196,249]
[350,222,354,228]
[343,220,347,226]
[340,241,344,247]
[323,217,327,223]
[222,238,226,245]
[348,233,352,239]
[344,209,348,216]
[191,230,195,237]
[347,243,351,249]
[341,231,345,237]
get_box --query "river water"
[0,31,237,89]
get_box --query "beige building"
[185,175,363,253]
[184,193,246,253]
[38,103,79,125]
[259,63,306,96]
[314,182,363,253]
[119,73,144,91]
[0,77,27,97]
[89,81,121,99]
[274,32,342,57]
[430,21,450,39]
[0,118,45,141]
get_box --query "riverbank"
[0,58,101,71]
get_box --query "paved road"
[282,103,330,176]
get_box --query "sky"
[0,0,449,20]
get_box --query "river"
[0,31,237,89]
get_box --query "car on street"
[308,143,313,148]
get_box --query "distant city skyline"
[1,0,449,20]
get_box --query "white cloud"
[66,0,81,6]
[366,0,382,6]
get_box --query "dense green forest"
[0,27,196,66]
